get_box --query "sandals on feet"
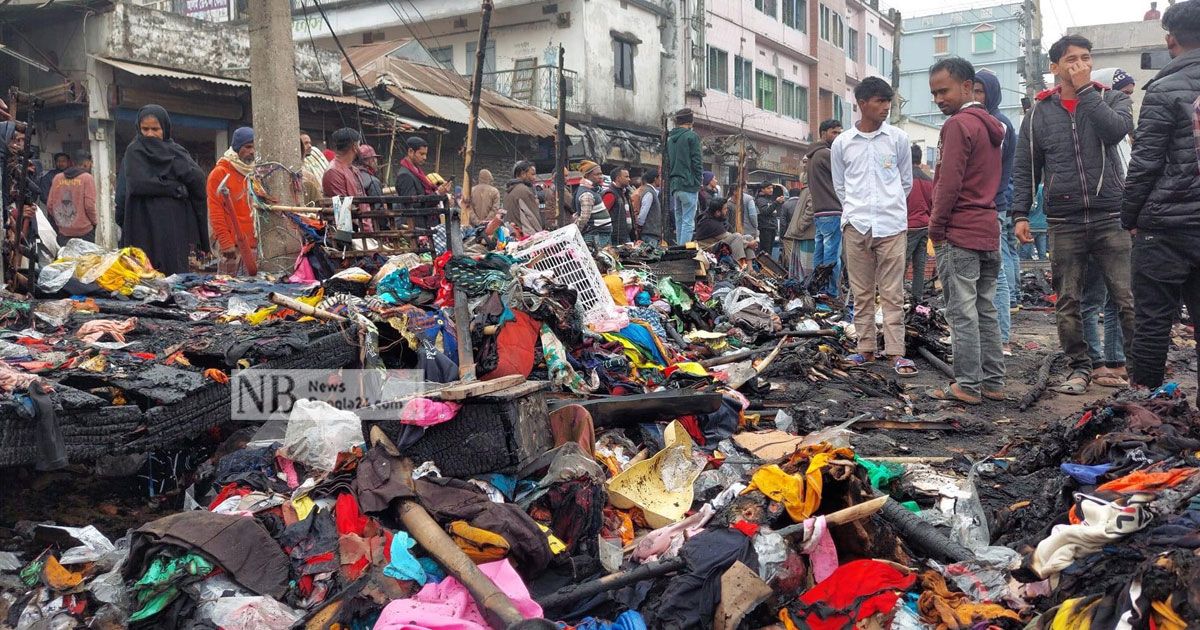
[1057,373,1091,395]
[1092,367,1129,389]
[929,383,982,405]
[893,357,919,378]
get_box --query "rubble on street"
[1,226,1197,630]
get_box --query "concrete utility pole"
[248,0,303,274]
[1022,0,1046,101]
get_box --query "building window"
[429,46,454,70]
[362,30,386,44]
[848,28,859,61]
[783,0,806,31]
[972,24,996,53]
[781,80,809,119]
[614,38,635,90]
[832,94,844,123]
[879,46,890,76]
[734,55,754,100]
[756,70,777,112]
[934,33,949,56]
[820,5,844,47]
[466,41,497,88]
[867,33,877,66]
[707,46,729,92]
[755,0,777,18]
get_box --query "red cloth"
[906,172,933,229]
[481,310,540,380]
[335,492,370,536]
[929,106,1005,251]
[731,521,759,537]
[207,483,250,511]
[1062,98,1079,114]
[788,559,916,630]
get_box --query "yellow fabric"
[1050,598,1094,630]
[1151,598,1186,630]
[537,524,568,555]
[779,609,799,630]
[744,447,852,522]
[292,496,316,521]
[449,520,510,562]
[599,332,665,369]
[76,247,162,295]
[670,362,709,377]
[917,569,1022,630]
[604,274,629,306]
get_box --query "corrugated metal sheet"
[95,56,399,115]
[361,56,565,138]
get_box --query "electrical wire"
[297,0,347,128]
[311,0,385,120]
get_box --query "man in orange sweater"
[206,127,257,270]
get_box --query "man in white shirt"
[831,77,917,376]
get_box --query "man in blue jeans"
[804,119,844,296]
[974,69,1018,353]
[666,108,703,244]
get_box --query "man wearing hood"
[1013,34,1135,396]
[666,108,703,244]
[927,57,1006,406]
[206,127,259,270]
[504,160,542,237]
[47,150,97,245]
[807,119,843,296]
[470,168,501,227]
[1123,0,1200,389]
[974,68,1019,355]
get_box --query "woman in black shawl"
[116,105,208,274]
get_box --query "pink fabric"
[76,317,138,343]
[288,251,317,284]
[399,398,462,427]
[800,516,839,583]
[373,560,542,630]
[276,456,300,489]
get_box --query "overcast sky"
[892,0,1158,49]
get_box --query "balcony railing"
[481,65,581,114]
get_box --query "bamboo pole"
[554,44,567,226]
[537,497,887,610]
[268,292,347,322]
[447,0,493,382]
[733,134,746,234]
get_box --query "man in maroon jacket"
[905,143,934,302]
[927,57,1006,406]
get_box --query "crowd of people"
[9,0,1200,403]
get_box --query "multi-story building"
[290,0,690,173]
[898,3,1024,136]
[690,0,898,185]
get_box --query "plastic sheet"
[278,400,364,473]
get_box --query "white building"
[291,0,693,170]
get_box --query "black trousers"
[1130,229,1200,388]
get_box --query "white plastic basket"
[507,224,621,328]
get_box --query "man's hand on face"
[1067,61,1092,92]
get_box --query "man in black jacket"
[1014,35,1135,395]
[1122,0,1200,388]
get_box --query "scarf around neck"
[401,157,435,194]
